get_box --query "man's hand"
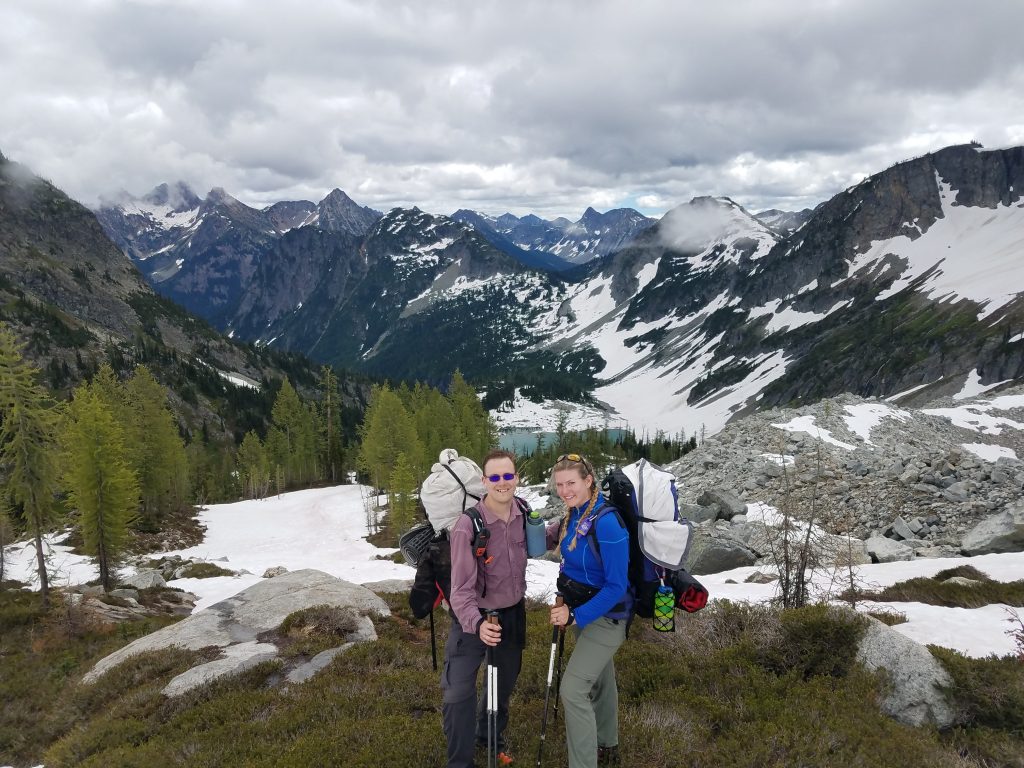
[479,617,501,646]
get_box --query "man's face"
[482,457,517,503]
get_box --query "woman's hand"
[550,603,573,627]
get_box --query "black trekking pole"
[485,612,500,768]
[552,615,566,728]
[429,609,438,671]
[536,594,564,767]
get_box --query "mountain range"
[0,151,369,444]
[22,143,1024,438]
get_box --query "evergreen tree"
[62,384,140,591]
[237,430,270,500]
[387,452,417,534]
[318,366,344,484]
[358,385,422,491]
[124,365,189,530]
[0,326,61,605]
[448,371,495,461]
[412,384,458,471]
[0,499,15,583]
[268,379,319,487]
[554,408,570,454]
[88,364,127,422]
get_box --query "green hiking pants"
[560,616,626,768]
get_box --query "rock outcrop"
[83,569,389,696]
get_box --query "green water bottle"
[653,584,675,632]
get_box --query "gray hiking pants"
[441,603,525,768]
[560,616,626,768]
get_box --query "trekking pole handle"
[553,594,567,632]
[486,611,500,626]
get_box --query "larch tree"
[0,499,15,582]
[411,383,458,472]
[124,365,189,530]
[268,378,319,488]
[448,371,495,461]
[237,430,270,500]
[62,384,140,591]
[0,326,61,605]
[318,366,344,484]
[387,452,418,534]
[358,385,422,491]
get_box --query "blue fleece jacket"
[559,493,630,628]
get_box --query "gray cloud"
[2,0,1023,220]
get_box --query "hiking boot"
[597,745,620,766]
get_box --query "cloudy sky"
[3,1,1024,220]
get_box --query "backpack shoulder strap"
[584,500,622,564]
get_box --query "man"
[443,448,529,768]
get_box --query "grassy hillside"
[1,582,1021,768]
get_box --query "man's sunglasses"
[485,472,517,482]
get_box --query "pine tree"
[62,384,140,591]
[124,365,189,530]
[0,326,61,605]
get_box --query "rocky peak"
[314,188,381,236]
[142,181,201,212]
[495,212,521,230]
[655,195,775,259]
[263,200,316,232]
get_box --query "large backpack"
[399,449,485,567]
[596,458,707,618]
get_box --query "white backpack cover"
[621,458,692,570]
[420,449,485,533]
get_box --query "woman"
[548,453,630,768]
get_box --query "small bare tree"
[760,429,866,609]
[1007,608,1024,661]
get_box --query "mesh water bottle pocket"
[653,585,675,632]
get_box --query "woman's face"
[482,456,518,504]
[554,467,593,509]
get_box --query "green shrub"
[933,646,1024,733]
[273,604,364,658]
[933,565,992,582]
[173,561,235,579]
[860,576,1024,608]
[866,608,909,626]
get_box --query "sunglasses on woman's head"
[486,472,516,482]
[556,453,593,475]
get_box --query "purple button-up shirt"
[448,496,528,635]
